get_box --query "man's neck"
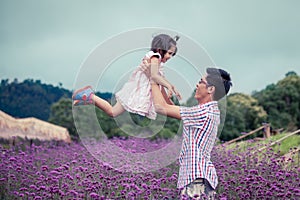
[198,96,213,105]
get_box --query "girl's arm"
[161,86,174,105]
[151,83,181,119]
[150,57,181,99]
[150,57,173,91]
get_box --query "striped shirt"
[177,101,220,189]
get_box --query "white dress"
[115,51,164,120]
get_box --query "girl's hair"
[206,68,232,101]
[150,34,179,58]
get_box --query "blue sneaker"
[72,86,94,106]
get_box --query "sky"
[1,0,300,102]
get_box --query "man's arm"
[152,83,181,119]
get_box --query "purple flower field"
[0,138,299,200]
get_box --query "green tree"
[221,93,267,141]
[253,71,300,131]
[48,98,78,140]
[0,79,71,120]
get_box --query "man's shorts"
[181,178,216,200]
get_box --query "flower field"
[0,138,299,200]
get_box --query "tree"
[220,93,267,141]
[0,79,71,120]
[285,71,297,77]
[48,98,78,140]
[253,71,300,131]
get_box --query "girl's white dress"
[115,51,164,120]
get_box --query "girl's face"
[161,46,176,63]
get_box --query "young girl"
[73,34,182,120]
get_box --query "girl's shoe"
[72,86,94,106]
[73,98,94,106]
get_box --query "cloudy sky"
[1,0,299,101]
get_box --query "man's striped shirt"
[177,101,220,189]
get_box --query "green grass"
[272,135,300,155]
[225,132,300,156]
[222,132,300,170]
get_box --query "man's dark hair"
[206,68,232,101]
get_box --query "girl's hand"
[173,87,182,100]
[167,86,174,99]
[167,85,182,100]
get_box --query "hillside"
[0,79,71,121]
[0,79,112,121]
[1,71,299,142]
[0,110,71,143]
[225,130,300,160]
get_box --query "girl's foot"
[72,86,94,106]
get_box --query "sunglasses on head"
[199,79,214,87]
[199,79,208,85]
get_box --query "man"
[150,67,232,199]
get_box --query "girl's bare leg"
[93,95,125,117]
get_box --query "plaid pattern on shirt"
[177,101,220,190]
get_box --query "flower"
[90,192,99,198]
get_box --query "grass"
[221,131,300,171]
[224,131,300,156]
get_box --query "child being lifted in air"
[73,33,181,120]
